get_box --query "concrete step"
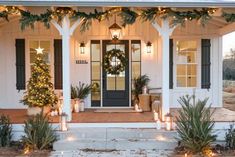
[57,128,178,140]
[53,128,178,151]
[53,138,177,151]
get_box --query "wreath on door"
[103,48,127,75]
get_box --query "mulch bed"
[0,147,50,157]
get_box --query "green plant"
[0,114,12,147]
[225,124,235,150]
[71,82,92,100]
[22,114,57,150]
[21,55,58,107]
[133,75,150,101]
[71,85,77,99]
[176,95,216,154]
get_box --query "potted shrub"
[76,82,92,112]
[21,55,58,116]
[133,75,150,104]
[71,85,77,112]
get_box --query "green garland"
[222,12,235,22]
[0,6,220,32]
[103,49,127,75]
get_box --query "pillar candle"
[153,111,158,121]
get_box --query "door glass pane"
[107,75,115,90]
[106,44,126,91]
[91,81,101,101]
[131,43,141,61]
[92,62,100,80]
[132,62,140,79]
[91,44,100,61]
[116,73,125,90]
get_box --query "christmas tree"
[22,54,58,108]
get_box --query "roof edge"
[1,1,235,8]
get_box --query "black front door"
[102,40,129,107]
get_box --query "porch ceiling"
[0,6,235,35]
[1,0,235,7]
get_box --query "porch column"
[52,16,81,121]
[152,19,175,120]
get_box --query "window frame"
[131,40,141,102]
[90,40,101,107]
[26,38,54,86]
[173,39,201,89]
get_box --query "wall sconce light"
[146,41,152,53]
[80,42,85,54]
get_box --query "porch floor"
[0,109,154,124]
[0,107,234,124]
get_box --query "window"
[91,40,101,107]
[175,40,197,87]
[131,40,141,101]
[29,40,51,72]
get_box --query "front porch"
[1,107,234,124]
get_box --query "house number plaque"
[76,60,88,64]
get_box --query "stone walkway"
[50,149,173,157]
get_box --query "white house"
[0,0,235,121]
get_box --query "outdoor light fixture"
[165,113,173,131]
[80,42,85,54]
[146,41,152,53]
[109,22,122,40]
[60,112,68,131]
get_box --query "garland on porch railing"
[0,6,229,32]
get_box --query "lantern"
[156,119,161,130]
[165,113,173,131]
[146,41,152,53]
[109,22,122,40]
[60,113,68,131]
[80,42,85,54]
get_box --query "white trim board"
[2,0,235,7]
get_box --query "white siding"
[0,12,223,109]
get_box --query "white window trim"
[173,38,201,89]
[25,37,54,86]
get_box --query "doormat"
[94,109,137,113]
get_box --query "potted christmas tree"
[21,54,58,116]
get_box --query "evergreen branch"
[222,12,235,22]
[119,8,138,27]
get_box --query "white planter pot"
[74,100,80,113]
[79,100,85,112]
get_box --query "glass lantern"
[109,22,122,41]
[60,113,68,131]
[146,41,152,53]
[80,42,85,54]
[165,113,173,131]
